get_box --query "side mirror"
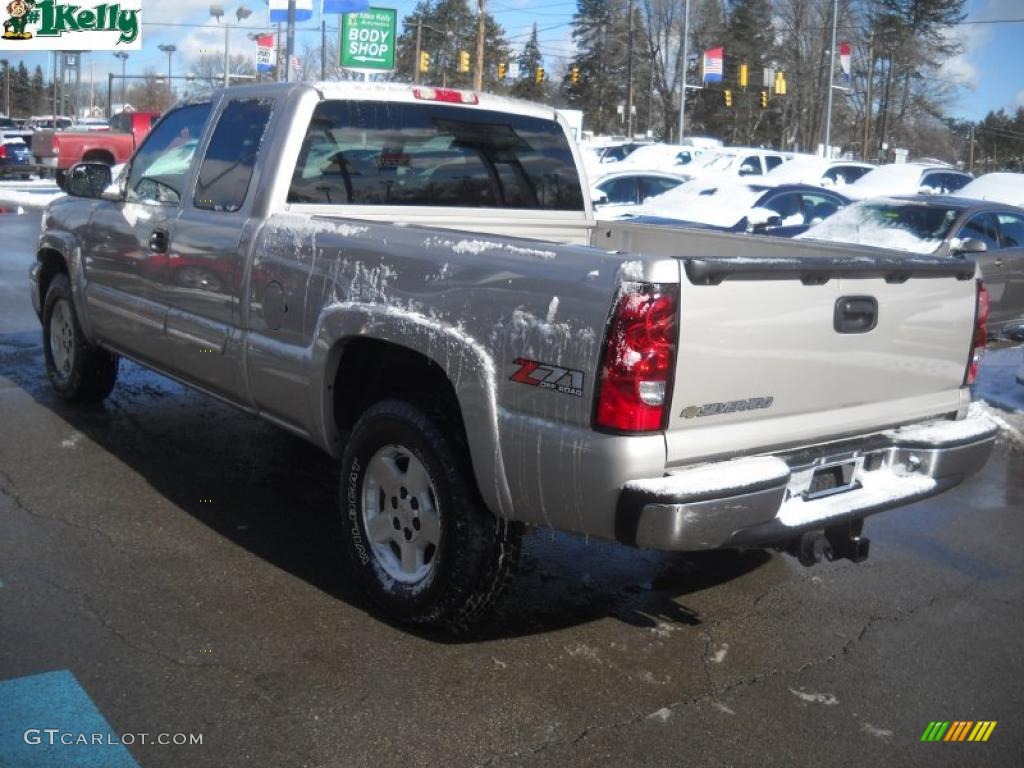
[951,237,988,256]
[65,162,112,200]
[738,163,759,176]
[591,192,609,206]
[746,206,783,232]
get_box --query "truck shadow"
[0,330,773,641]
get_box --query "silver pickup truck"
[32,82,998,630]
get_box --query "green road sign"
[340,7,397,71]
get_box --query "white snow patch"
[648,708,673,722]
[862,723,894,739]
[0,178,63,208]
[546,296,560,325]
[564,642,602,663]
[957,172,1024,207]
[624,456,789,497]
[322,222,370,237]
[789,688,838,706]
[650,621,679,638]
[796,202,945,254]
[436,237,558,261]
[709,643,729,664]
[779,468,936,528]
[60,433,82,449]
[975,401,1024,447]
[883,409,997,445]
[491,657,507,669]
[586,269,600,280]
[617,260,644,282]
[711,701,736,716]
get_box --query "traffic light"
[535,66,545,84]
[498,62,507,79]
[775,72,787,96]
[739,63,748,89]
[570,66,580,85]
[458,50,471,74]
[418,51,430,74]
[723,89,732,107]
[760,89,769,108]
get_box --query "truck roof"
[197,81,561,122]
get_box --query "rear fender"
[312,302,515,519]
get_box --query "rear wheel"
[42,274,118,401]
[339,399,520,631]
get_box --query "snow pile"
[973,346,1024,415]
[955,172,1024,207]
[844,163,933,200]
[883,408,997,446]
[633,180,762,228]
[423,236,556,261]
[778,467,936,527]
[623,456,790,497]
[0,178,63,208]
[796,203,944,254]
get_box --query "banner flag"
[702,47,723,83]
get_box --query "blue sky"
[1,0,1020,120]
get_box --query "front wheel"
[42,274,119,401]
[339,400,520,631]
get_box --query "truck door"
[159,97,275,397]
[82,103,212,364]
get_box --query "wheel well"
[82,150,115,165]
[332,338,467,442]
[37,249,68,307]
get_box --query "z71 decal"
[511,358,584,397]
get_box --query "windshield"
[796,201,963,254]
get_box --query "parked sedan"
[603,181,850,237]
[590,170,689,208]
[0,139,33,178]
[956,172,1024,208]
[797,196,1024,340]
[844,163,973,200]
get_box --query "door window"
[598,177,638,204]
[800,191,845,223]
[194,98,273,213]
[764,155,785,171]
[739,155,762,175]
[126,104,212,206]
[996,212,1024,248]
[957,212,1000,250]
[639,176,682,202]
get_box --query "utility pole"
[822,0,838,157]
[113,52,128,113]
[626,0,634,137]
[321,19,327,80]
[158,45,176,110]
[414,22,423,85]
[862,34,873,161]
[474,0,484,91]
[3,61,9,117]
[968,124,975,172]
[678,0,690,142]
[285,0,297,83]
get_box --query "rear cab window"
[194,98,274,213]
[288,100,584,211]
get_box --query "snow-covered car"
[605,143,709,174]
[603,179,850,237]
[681,147,789,179]
[760,154,874,188]
[843,163,973,201]
[797,196,1024,339]
[590,170,689,208]
[956,172,1024,208]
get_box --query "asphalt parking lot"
[1,206,1023,767]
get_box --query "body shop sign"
[340,7,396,71]
[1,1,141,50]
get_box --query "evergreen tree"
[13,62,31,116]
[395,0,510,90]
[511,24,544,101]
[31,65,45,115]
[0,60,10,116]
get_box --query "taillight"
[966,281,989,385]
[0,145,6,160]
[412,87,479,105]
[595,284,679,432]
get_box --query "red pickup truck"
[33,111,160,184]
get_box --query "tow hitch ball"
[789,522,870,566]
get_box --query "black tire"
[340,399,520,631]
[42,274,119,402]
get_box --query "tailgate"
[665,254,977,465]
[31,130,57,159]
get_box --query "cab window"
[194,98,273,213]
[958,212,1000,250]
[288,100,584,211]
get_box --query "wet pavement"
[1,208,1022,767]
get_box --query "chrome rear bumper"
[615,411,998,551]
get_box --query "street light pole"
[474,0,484,91]
[113,52,128,112]
[678,0,690,142]
[158,44,176,109]
[285,1,296,83]
[823,0,838,157]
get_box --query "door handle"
[150,228,169,254]
[834,296,878,334]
